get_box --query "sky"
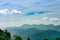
[0,0,60,28]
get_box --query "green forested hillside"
[0,29,60,40]
[0,29,11,40]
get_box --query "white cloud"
[11,9,22,14]
[43,17,59,22]
[0,9,9,15]
[0,9,22,15]
[43,17,48,20]
[49,18,59,22]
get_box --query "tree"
[0,35,5,40]
[43,38,49,40]
[27,37,30,40]
[56,38,60,40]
[0,29,11,40]
[5,30,11,40]
[13,35,22,40]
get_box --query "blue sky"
[0,0,60,28]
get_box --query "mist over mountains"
[6,24,60,31]
[5,24,60,40]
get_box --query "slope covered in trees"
[0,29,11,40]
[0,29,60,40]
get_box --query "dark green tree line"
[0,29,60,40]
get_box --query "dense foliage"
[27,37,30,40]
[0,29,11,40]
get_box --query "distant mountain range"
[6,24,60,40]
[6,24,60,31]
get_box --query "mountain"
[17,24,60,31]
[6,28,60,40]
[6,24,60,31]
[6,24,60,40]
